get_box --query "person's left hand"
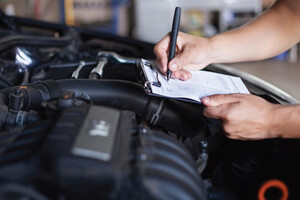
[201,94,280,140]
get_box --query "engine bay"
[0,11,300,200]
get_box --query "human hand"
[153,32,212,80]
[201,94,280,140]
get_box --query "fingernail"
[169,62,178,70]
[202,97,210,103]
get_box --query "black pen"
[167,7,181,81]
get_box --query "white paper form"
[141,59,250,103]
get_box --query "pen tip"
[166,74,170,81]
[167,70,171,81]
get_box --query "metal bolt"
[140,154,147,161]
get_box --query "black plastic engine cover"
[37,105,134,199]
[29,104,208,200]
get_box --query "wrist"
[267,104,284,138]
[207,35,225,64]
[270,105,300,138]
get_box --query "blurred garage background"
[1,0,300,100]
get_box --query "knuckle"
[182,73,189,80]
[173,58,181,68]
[203,108,212,117]
[173,71,180,79]
[222,110,235,122]
[153,45,160,54]
[222,123,233,135]
[222,124,230,133]
[223,113,233,122]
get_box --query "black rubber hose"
[0,79,207,137]
[0,34,72,52]
[57,79,149,116]
[57,79,207,137]
[0,80,61,109]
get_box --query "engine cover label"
[71,106,120,161]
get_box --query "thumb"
[168,50,193,71]
[201,94,241,106]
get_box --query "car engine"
[0,10,299,200]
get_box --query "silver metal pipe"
[89,57,108,79]
[97,51,136,64]
[71,61,86,79]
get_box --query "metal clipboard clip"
[143,61,161,88]
[144,81,152,93]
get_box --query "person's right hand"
[154,32,213,80]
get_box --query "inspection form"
[141,59,250,103]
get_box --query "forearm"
[271,105,300,138]
[208,0,300,64]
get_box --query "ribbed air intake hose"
[57,79,208,137]
[0,79,209,137]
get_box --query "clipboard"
[138,59,250,104]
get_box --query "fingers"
[154,34,171,73]
[168,47,195,72]
[154,32,211,80]
[203,104,229,119]
[203,105,244,140]
[201,94,243,106]
[154,32,198,75]
[202,94,273,140]
[202,94,246,120]
[172,69,192,80]
[155,56,168,75]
